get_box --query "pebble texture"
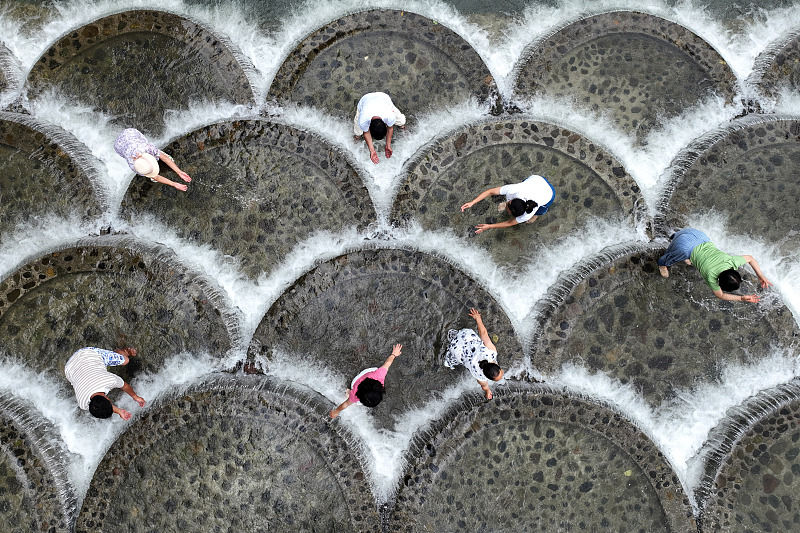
[390,384,695,532]
[76,375,380,533]
[699,380,800,533]
[248,248,523,429]
[513,11,737,143]
[0,393,74,533]
[268,9,498,118]
[120,119,375,279]
[751,30,800,97]
[659,117,800,253]
[26,10,255,136]
[0,236,239,386]
[0,112,103,239]
[530,244,798,407]
[392,118,646,272]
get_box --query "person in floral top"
[114,128,192,191]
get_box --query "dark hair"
[369,118,387,140]
[479,360,502,381]
[89,395,113,419]
[718,269,742,292]
[508,198,537,217]
[355,378,385,407]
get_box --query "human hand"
[460,201,474,212]
[760,277,772,289]
[385,146,392,159]
[474,224,490,234]
[118,409,132,421]
[484,388,493,400]
[329,409,339,419]
[177,170,191,183]
[370,151,379,164]
[124,347,137,358]
[468,308,481,321]
[133,395,146,408]
[173,183,188,192]
[742,294,760,303]
[391,344,402,357]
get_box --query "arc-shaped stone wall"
[0,393,75,533]
[0,236,241,384]
[0,112,103,238]
[0,41,22,106]
[120,119,375,279]
[750,30,800,97]
[392,118,646,272]
[529,243,798,407]
[390,384,695,532]
[26,10,256,136]
[76,375,380,532]
[513,11,737,142]
[248,247,523,429]
[267,9,498,118]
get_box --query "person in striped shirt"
[64,347,146,420]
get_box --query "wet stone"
[532,247,799,408]
[390,385,694,532]
[662,119,800,255]
[248,249,522,430]
[0,240,235,386]
[393,119,645,273]
[514,12,736,144]
[754,32,800,97]
[120,120,375,279]
[268,10,496,118]
[76,376,379,533]
[26,11,253,136]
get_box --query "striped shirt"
[65,348,125,410]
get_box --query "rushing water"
[1,0,799,530]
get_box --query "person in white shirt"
[353,92,406,164]
[461,174,556,234]
[64,347,146,420]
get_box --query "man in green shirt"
[657,228,771,303]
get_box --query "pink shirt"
[349,367,387,404]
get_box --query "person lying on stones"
[329,343,402,418]
[352,92,406,165]
[114,128,191,191]
[657,228,771,303]
[65,346,145,420]
[444,308,504,400]
[461,174,556,234]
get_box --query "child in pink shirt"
[329,344,402,418]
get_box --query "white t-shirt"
[499,175,554,223]
[356,92,405,132]
[65,348,125,410]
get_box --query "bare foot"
[659,266,669,278]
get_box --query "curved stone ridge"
[513,11,737,142]
[698,379,800,532]
[0,111,103,238]
[657,116,800,251]
[248,247,523,428]
[751,30,800,97]
[0,235,241,383]
[267,9,498,118]
[390,383,695,532]
[120,119,375,279]
[76,375,380,533]
[392,118,646,271]
[530,243,798,407]
[0,41,22,105]
[26,10,256,136]
[0,393,75,533]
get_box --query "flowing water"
[0,0,799,531]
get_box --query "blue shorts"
[535,176,556,216]
[657,228,710,267]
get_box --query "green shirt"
[690,242,747,291]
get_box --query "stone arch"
[390,383,696,532]
[697,378,800,532]
[749,29,800,97]
[512,11,737,143]
[247,246,523,429]
[528,242,798,407]
[0,235,242,385]
[0,41,22,107]
[26,10,257,136]
[119,119,376,279]
[76,375,380,532]
[0,393,75,533]
[267,9,498,119]
[656,115,800,252]
[0,111,104,239]
[392,117,647,272]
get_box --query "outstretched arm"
[477,380,493,400]
[363,131,379,164]
[385,126,394,158]
[151,174,188,192]
[468,308,496,352]
[475,219,518,234]
[743,255,772,288]
[121,382,146,408]
[712,289,760,303]
[380,344,402,370]
[461,187,502,212]
[158,151,191,183]
[329,398,354,419]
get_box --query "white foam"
[772,86,800,116]
[0,215,90,280]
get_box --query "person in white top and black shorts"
[461,174,556,234]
